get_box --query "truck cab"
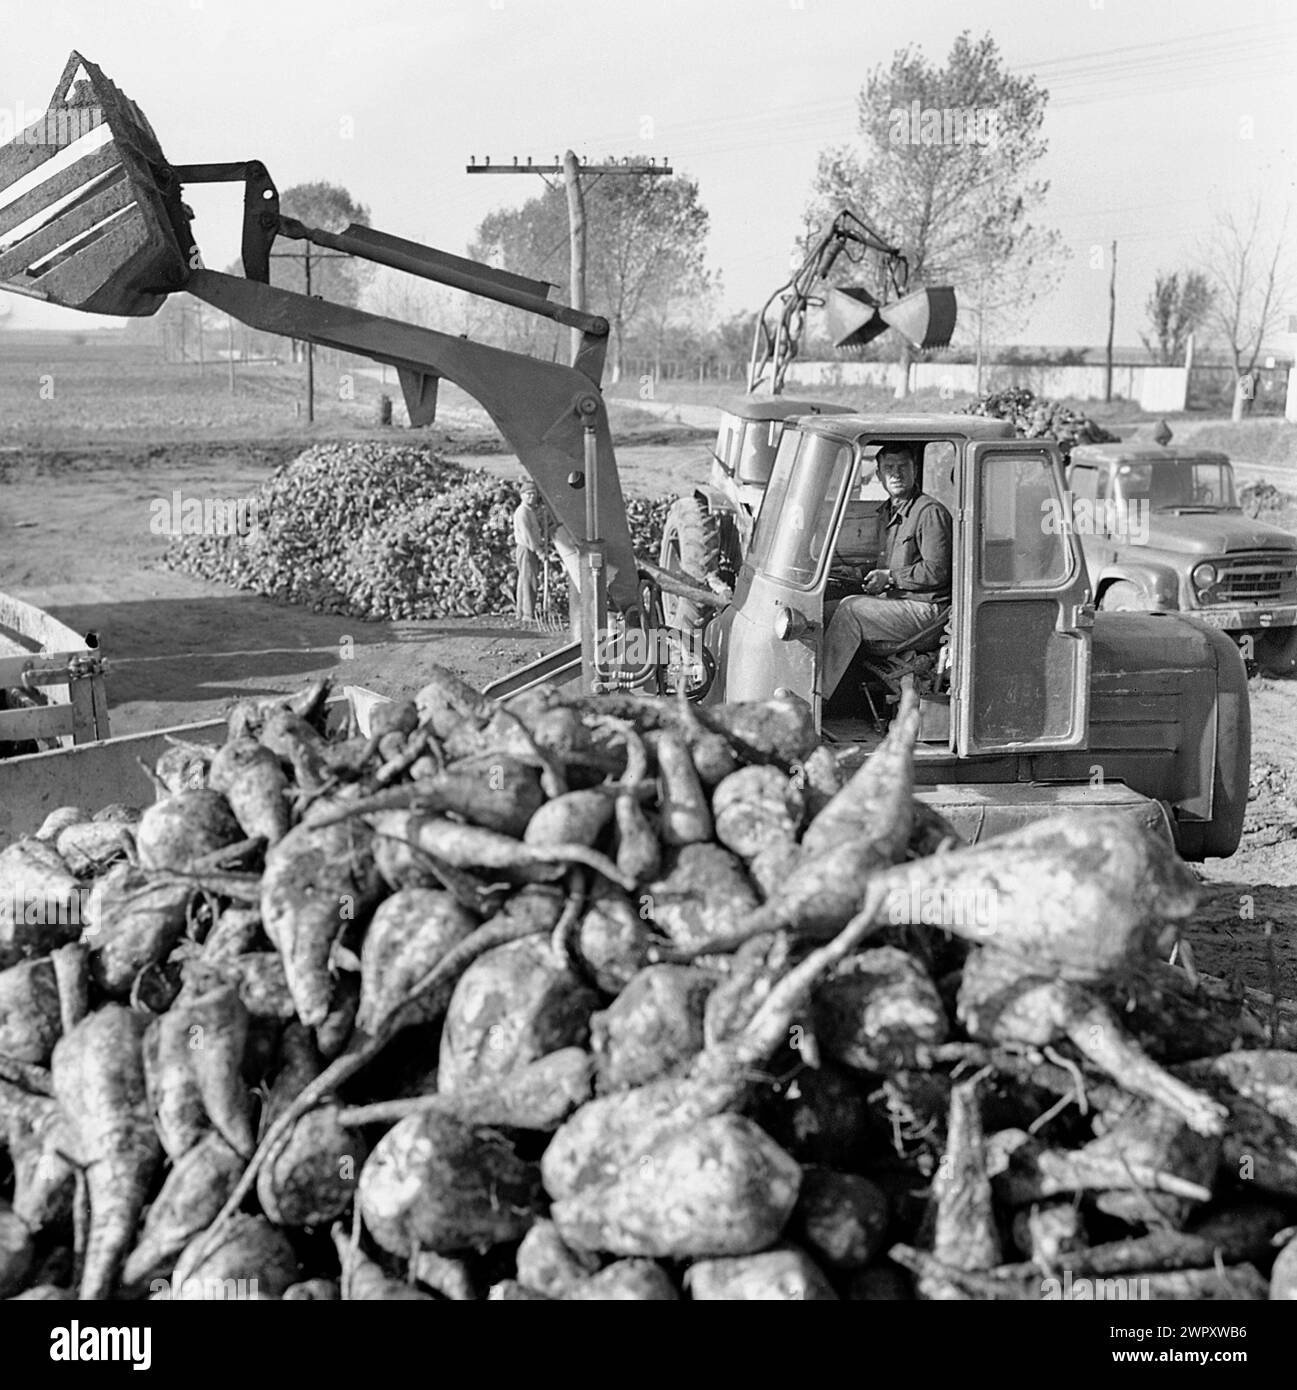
[1067,439,1297,676]
[701,414,1251,861]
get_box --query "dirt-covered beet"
[2,665,1293,1303]
[358,1109,544,1256]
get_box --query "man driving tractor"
[820,443,952,703]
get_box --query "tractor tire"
[1098,580,1150,613]
[659,496,722,631]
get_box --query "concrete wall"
[784,360,1191,412]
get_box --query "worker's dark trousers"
[821,595,944,700]
[515,547,540,620]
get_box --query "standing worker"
[513,482,545,621]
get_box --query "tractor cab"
[703,415,1096,762]
[709,396,855,525]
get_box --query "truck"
[0,52,1250,861]
[1065,432,1297,678]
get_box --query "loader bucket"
[879,285,958,351]
[826,285,888,350]
[0,53,193,316]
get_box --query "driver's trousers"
[821,595,944,701]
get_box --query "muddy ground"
[1,421,1295,996]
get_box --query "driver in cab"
[820,443,952,703]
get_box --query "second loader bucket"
[0,52,193,316]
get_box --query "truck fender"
[1095,562,1180,610]
[1173,623,1250,861]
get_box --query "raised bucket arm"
[185,266,639,612]
[0,52,644,629]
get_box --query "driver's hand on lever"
[861,568,893,597]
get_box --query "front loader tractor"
[0,54,1250,861]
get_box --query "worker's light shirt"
[513,503,544,552]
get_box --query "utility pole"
[467,154,672,369]
[1105,239,1117,403]
[270,243,347,424]
[227,313,236,396]
[563,151,586,368]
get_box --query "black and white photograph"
[1,0,1296,1331]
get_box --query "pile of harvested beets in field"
[165,443,672,621]
[962,388,1118,461]
[3,671,1297,1300]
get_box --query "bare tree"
[1200,201,1292,420]
[809,32,1067,395]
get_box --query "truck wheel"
[1098,580,1149,612]
[659,496,721,631]
[1255,627,1297,678]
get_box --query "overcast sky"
[1,0,1294,348]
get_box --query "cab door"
[715,431,857,708]
[952,441,1093,753]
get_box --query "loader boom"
[184,267,640,613]
[0,52,674,690]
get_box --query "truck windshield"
[750,433,854,588]
[1114,459,1238,510]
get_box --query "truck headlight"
[1192,562,1218,590]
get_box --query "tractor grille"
[1210,554,1297,604]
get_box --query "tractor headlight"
[773,604,806,641]
[1192,562,1218,590]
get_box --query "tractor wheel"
[659,496,722,631]
[1098,580,1149,613]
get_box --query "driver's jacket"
[879,491,953,604]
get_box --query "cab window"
[736,419,787,486]
[979,451,1071,587]
[750,433,854,588]
[1069,464,1097,503]
[923,441,957,516]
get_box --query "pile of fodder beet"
[1240,480,1297,530]
[3,672,1297,1302]
[165,443,674,621]
[341,495,675,622]
[962,388,1119,461]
